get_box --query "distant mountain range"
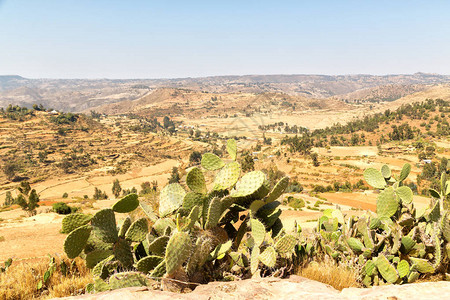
[0,73,449,112]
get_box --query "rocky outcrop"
[59,276,450,300]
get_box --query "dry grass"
[0,257,92,299]
[297,261,361,290]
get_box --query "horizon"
[1,1,450,78]
[1,71,449,81]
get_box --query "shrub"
[287,196,305,209]
[286,181,303,193]
[52,202,77,215]
[62,192,68,199]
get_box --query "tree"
[241,153,255,172]
[310,153,320,167]
[3,191,13,206]
[189,151,202,165]
[16,183,40,216]
[93,187,108,200]
[112,179,122,198]
[168,167,181,183]
[3,161,19,181]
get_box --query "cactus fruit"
[61,213,92,234]
[136,255,164,273]
[186,167,207,194]
[258,246,277,268]
[91,209,118,243]
[125,218,149,242]
[64,224,92,259]
[165,232,192,275]
[159,183,186,217]
[112,193,139,213]
[376,187,398,218]
[213,162,241,191]
[364,168,386,189]
[375,255,399,283]
[201,153,225,170]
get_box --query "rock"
[58,276,450,300]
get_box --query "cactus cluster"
[61,139,297,292]
[314,164,450,286]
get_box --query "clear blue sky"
[0,0,449,79]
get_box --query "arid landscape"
[1,1,450,298]
[0,75,449,299]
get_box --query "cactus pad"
[186,167,207,194]
[250,246,260,274]
[409,257,435,273]
[376,187,398,218]
[152,218,176,236]
[364,168,386,189]
[213,162,241,191]
[125,218,149,242]
[399,163,411,182]
[396,186,413,204]
[113,238,133,268]
[86,249,113,269]
[397,260,410,278]
[91,209,118,243]
[400,236,416,254]
[364,260,376,276]
[375,255,399,283]
[150,260,166,278]
[108,272,149,290]
[381,165,391,179]
[258,246,277,268]
[148,235,170,256]
[347,237,364,253]
[226,139,237,160]
[182,192,205,212]
[187,238,213,275]
[165,231,192,275]
[61,213,92,234]
[205,197,223,229]
[112,193,139,213]
[251,218,266,247]
[118,217,132,238]
[275,235,296,253]
[231,171,266,198]
[210,240,232,259]
[139,202,158,223]
[136,255,163,273]
[265,177,289,203]
[159,183,186,217]
[64,224,92,259]
[201,153,225,170]
[442,212,450,242]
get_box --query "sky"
[0,0,449,79]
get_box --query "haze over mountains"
[0,73,449,113]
